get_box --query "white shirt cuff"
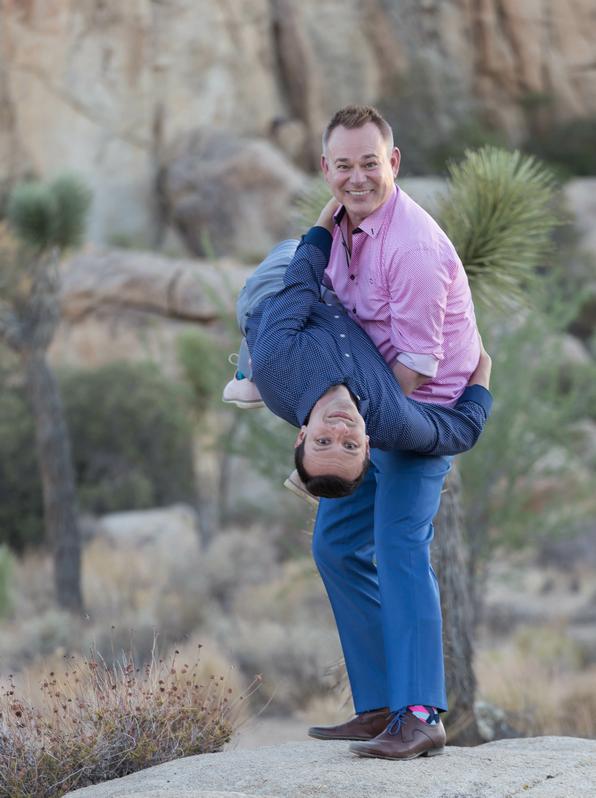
[396,352,440,378]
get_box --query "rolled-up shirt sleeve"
[386,245,451,366]
[395,351,439,378]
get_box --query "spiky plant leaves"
[49,173,92,248]
[439,147,559,311]
[6,181,58,250]
[293,176,332,230]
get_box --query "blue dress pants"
[312,447,452,713]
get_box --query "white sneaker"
[222,376,265,409]
[283,469,320,508]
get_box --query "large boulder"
[63,736,596,797]
[49,247,249,372]
[158,130,309,258]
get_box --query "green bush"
[460,273,596,564]
[0,385,42,552]
[62,362,197,515]
[0,363,197,551]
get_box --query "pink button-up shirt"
[325,185,479,405]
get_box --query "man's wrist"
[458,385,493,415]
[304,227,333,260]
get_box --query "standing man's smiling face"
[321,122,400,229]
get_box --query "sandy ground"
[228,716,311,750]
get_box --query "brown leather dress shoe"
[349,709,446,759]
[308,708,392,741]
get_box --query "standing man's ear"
[321,154,330,179]
[390,147,401,178]
[294,426,307,448]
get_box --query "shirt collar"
[296,383,370,427]
[356,185,397,239]
[333,185,397,240]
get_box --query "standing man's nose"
[350,166,365,184]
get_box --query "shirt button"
[352,307,357,314]
[350,274,355,281]
[334,314,339,319]
[340,333,346,338]
[345,353,350,358]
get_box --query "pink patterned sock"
[408,704,440,725]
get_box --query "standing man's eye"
[316,438,330,445]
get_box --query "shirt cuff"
[304,227,333,260]
[396,352,439,378]
[457,385,493,416]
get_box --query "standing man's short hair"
[322,105,394,153]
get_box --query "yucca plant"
[439,146,558,310]
[293,177,332,230]
[0,174,91,612]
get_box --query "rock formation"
[158,129,308,258]
[62,735,596,797]
[1,0,595,248]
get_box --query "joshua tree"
[297,147,558,743]
[0,175,91,612]
[433,147,557,742]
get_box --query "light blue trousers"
[312,448,452,713]
[235,238,339,377]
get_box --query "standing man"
[308,106,482,759]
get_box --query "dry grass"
[0,641,256,798]
[476,624,596,738]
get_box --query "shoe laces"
[228,352,239,366]
[387,707,408,736]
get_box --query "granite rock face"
[49,247,248,374]
[158,129,308,258]
[2,1,596,247]
[63,736,596,798]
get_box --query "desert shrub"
[178,328,309,533]
[209,616,340,713]
[0,646,244,798]
[204,557,341,713]
[0,363,197,550]
[62,362,196,514]
[460,275,596,573]
[178,327,233,416]
[476,626,596,738]
[0,386,42,551]
[6,610,82,669]
[202,528,279,609]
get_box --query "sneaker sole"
[283,477,319,507]
[222,397,265,409]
